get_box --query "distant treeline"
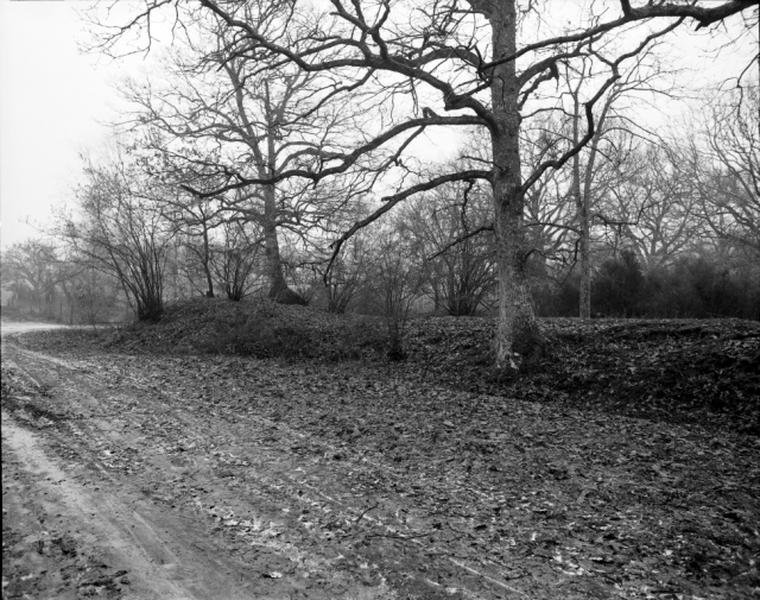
[534,250,760,320]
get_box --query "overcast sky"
[0,1,756,250]
[0,1,114,247]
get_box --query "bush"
[130,297,388,360]
[649,257,759,319]
[592,250,644,317]
[533,252,760,320]
[532,274,579,317]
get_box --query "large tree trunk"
[493,193,541,371]
[490,1,542,373]
[263,96,306,306]
[262,183,299,303]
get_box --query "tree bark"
[571,98,592,320]
[262,81,306,305]
[201,219,214,298]
[579,104,611,320]
[262,182,291,300]
[579,191,591,319]
[490,0,542,372]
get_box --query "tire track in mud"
[3,342,532,599]
[1,413,263,600]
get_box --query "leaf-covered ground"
[3,300,759,598]
[25,297,760,434]
[404,317,760,436]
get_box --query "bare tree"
[61,263,126,326]
[210,219,263,301]
[63,155,173,321]
[99,0,757,371]
[317,234,370,313]
[158,189,223,298]
[1,240,64,319]
[601,142,705,268]
[298,197,376,313]
[557,45,676,318]
[403,181,494,316]
[686,86,759,255]
[122,4,374,304]
[368,229,427,360]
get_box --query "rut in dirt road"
[3,416,267,600]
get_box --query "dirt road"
[2,327,759,599]
[2,335,528,600]
[1,353,397,599]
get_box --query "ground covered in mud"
[2,302,759,599]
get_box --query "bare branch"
[483,0,754,73]
[521,18,684,194]
[181,113,487,198]
[325,169,490,282]
[427,224,494,260]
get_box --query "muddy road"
[2,325,759,599]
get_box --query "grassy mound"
[107,296,388,360]
[12,298,760,435]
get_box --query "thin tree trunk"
[201,220,214,297]
[573,69,614,320]
[570,79,593,320]
[579,194,591,318]
[571,110,592,320]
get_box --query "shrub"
[533,251,760,320]
[592,250,644,317]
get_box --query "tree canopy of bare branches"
[95,0,758,370]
